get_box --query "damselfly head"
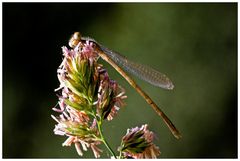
[69,32,81,48]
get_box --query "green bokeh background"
[3,3,237,158]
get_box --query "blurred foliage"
[3,3,237,158]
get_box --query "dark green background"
[3,3,237,158]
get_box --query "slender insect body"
[68,32,181,139]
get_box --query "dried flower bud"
[119,124,161,159]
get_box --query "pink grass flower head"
[119,124,161,159]
[97,71,127,121]
[52,36,126,158]
[51,113,102,158]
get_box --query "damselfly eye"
[69,32,81,48]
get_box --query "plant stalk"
[97,119,117,158]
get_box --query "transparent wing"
[98,44,174,90]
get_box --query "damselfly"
[69,32,181,139]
